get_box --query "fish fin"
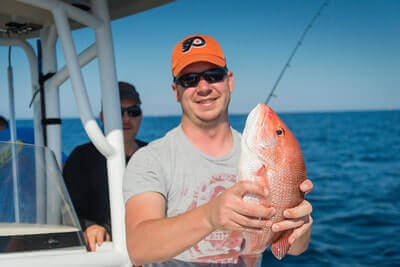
[255,164,269,188]
[255,164,267,177]
[241,254,261,267]
[254,164,272,207]
[271,230,292,260]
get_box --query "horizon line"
[11,107,400,120]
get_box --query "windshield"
[0,141,85,253]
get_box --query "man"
[0,116,8,131]
[63,81,147,252]
[124,34,313,266]
[0,116,35,144]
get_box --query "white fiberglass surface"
[0,141,85,253]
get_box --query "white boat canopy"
[1,0,174,39]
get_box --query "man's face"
[172,62,234,126]
[120,98,142,141]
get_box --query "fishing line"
[265,0,331,105]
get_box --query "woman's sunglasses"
[121,105,142,118]
[174,67,228,88]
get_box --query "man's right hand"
[84,224,111,252]
[205,180,275,233]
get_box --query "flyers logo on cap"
[182,36,206,53]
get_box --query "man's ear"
[99,111,104,124]
[227,71,234,93]
[172,83,180,102]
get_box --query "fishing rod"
[265,0,331,105]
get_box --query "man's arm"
[125,181,274,266]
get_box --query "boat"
[0,1,173,266]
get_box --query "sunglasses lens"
[204,68,226,83]
[121,106,142,117]
[178,73,200,88]
[175,67,227,88]
[127,109,141,117]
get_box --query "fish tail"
[271,230,292,260]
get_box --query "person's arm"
[271,179,314,255]
[63,146,110,251]
[63,146,90,227]
[125,181,274,266]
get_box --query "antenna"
[265,0,331,105]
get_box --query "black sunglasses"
[174,67,228,88]
[121,105,142,118]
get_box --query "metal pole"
[50,43,97,89]
[39,27,62,224]
[7,48,20,223]
[0,38,45,224]
[50,4,114,157]
[92,0,127,258]
[40,26,62,168]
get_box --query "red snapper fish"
[238,103,307,262]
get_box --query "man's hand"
[84,224,111,252]
[206,180,276,233]
[271,179,314,255]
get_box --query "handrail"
[53,5,114,157]
[0,38,41,147]
[50,43,97,89]
[12,1,128,265]
[0,37,46,223]
[16,0,115,158]
[92,1,127,260]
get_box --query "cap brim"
[173,54,226,77]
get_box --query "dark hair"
[0,116,9,129]
[118,81,141,104]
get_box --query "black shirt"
[62,140,147,236]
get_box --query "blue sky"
[0,0,399,118]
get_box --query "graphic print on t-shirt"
[182,173,243,263]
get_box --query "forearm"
[125,181,271,265]
[126,203,213,265]
[288,227,311,256]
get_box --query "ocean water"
[14,110,400,266]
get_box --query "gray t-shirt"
[123,125,246,266]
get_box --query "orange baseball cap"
[171,34,226,77]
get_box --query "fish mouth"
[244,104,263,129]
[243,104,276,155]
[244,104,270,135]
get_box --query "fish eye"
[276,128,285,136]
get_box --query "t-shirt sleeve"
[123,146,167,203]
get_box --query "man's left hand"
[271,179,314,255]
